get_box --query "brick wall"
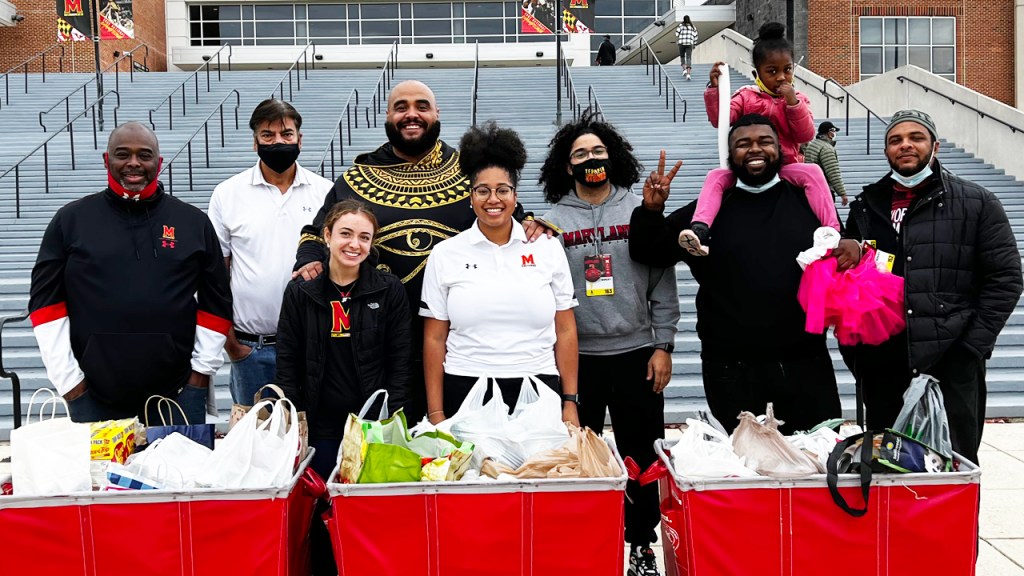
[0,0,166,74]
[807,0,1014,106]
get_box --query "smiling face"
[385,81,441,158]
[885,121,938,176]
[471,166,517,233]
[324,212,375,272]
[754,50,794,94]
[105,123,161,193]
[728,123,783,186]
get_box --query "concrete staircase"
[0,63,1022,436]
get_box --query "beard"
[729,154,783,187]
[889,154,931,176]
[385,119,442,158]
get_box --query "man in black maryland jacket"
[28,122,232,424]
[833,110,1022,465]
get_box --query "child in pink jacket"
[680,22,839,256]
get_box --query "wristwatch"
[561,393,580,405]
[655,343,675,354]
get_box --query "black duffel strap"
[826,431,874,517]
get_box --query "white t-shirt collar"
[250,160,310,190]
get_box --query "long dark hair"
[752,22,793,69]
[538,110,643,204]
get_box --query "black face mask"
[571,158,611,189]
[257,143,300,174]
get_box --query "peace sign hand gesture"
[642,150,683,213]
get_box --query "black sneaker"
[627,546,660,576]
[678,221,710,256]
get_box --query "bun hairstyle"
[752,22,793,69]
[458,121,528,187]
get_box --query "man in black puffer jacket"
[835,109,1022,465]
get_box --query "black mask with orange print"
[572,158,611,189]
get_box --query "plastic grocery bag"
[480,425,617,479]
[674,419,759,479]
[446,377,529,468]
[506,376,570,457]
[195,398,300,489]
[11,389,92,495]
[890,374,954,459]
[229,383,309,461]
[731,405,821,477]
[787,426,843,470]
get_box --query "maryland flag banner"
[564,0,595,33]
[56,0,92,42]
[522,0,556,34]
[99,0,134,39]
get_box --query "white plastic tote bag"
[195,398,300,489]
[11,389,92,495]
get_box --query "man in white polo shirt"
[208,99,333,404]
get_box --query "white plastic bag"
[11,389,92,495]
[787,427,841,471]
[674,419,759,479]
[506,376,570,457]
[195,398,300,489]
[445,377,527,468]
[731,405,820,478]
[144,432,213,488]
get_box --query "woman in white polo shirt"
[420,122,580,427]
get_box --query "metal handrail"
[0,90,121,217]
[587,85,605,121]
[1,44,66,107]
[159,90,242,195]
[37,44,144,132]
[822,79,889,154]
[315,89,361,181]
[368,41,399,127]
[270,42,317,101]
[0,309,29,430]
[558,49,582,123]
[638,37,687,122]
[895,75,1024,134]
[147,44,232,130]
[471,41,480,127]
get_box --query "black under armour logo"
[302,206,313,212]
[465,263,477,269]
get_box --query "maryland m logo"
[64,0,84,17]
[331,301,352,337]
[161,226,175,240]
[521,254,536,267]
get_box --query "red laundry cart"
[654,439,981,576]
[326,439,627,576]
[0,451,319,576]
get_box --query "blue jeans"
[68,382,207,425]
[229,339,278,404]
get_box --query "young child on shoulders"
[680,22,840,256]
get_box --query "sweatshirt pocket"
[79,333,188,410]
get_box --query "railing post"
[69,122,76,170]
[845,97,850,134]
[14,165,19,218]
[866,110,871,155]
[43,143,49,194]
[168,164,173,195]
[23,63,28,95]
[187,142,193,190]
[204,123,210,167]
[219,105,225,147]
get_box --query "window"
[859,16,956,82]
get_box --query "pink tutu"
[797,248,906,346]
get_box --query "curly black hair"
[457,121,528,186]
[752,22,793,69]
[538,110,643,204]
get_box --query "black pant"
[701,351,842,435]
[578,348,664,548]
[308,438,342,576]
[442,373,560,417]
[854,334,987,465]
[405,358,427,424]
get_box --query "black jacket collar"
[102,182,166,212]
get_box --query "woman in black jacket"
[275,199,411,575]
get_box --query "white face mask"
[889,151,935,188]
[735,174,781,194]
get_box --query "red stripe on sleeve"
[29,302,68,327]
[196,310,231,335]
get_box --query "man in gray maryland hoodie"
[540,114,680,576]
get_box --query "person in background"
[803,120,849,208]
[675,15,698,80]
[540,113,680,576]
[597,35,617,66]
[421,121,580,427]
[275,199,410,576]
[831,109,1022,466]
[29,122,232,425]
[208,99,332,405]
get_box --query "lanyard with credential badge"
[584,201,615,297]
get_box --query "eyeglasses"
[471,185,515,199]
[570,146,609,162]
